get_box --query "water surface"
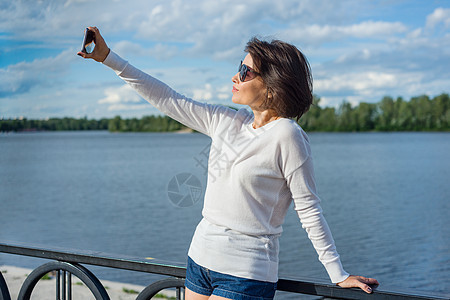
[0,131,448,297]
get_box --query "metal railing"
[0,241,448,300]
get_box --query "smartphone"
[81,28,95,54]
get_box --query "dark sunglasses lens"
[239,62,247,82]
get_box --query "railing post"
[67,272,72,300]
[56,270,60,300]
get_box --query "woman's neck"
[251,108,281,129]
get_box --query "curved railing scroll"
[0,271,11,300]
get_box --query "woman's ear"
[267,88,274,99]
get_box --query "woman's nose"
[232,72,239,83]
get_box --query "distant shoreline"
[173,127,195,134]
[1,128,197,134]
[2,93,449,132]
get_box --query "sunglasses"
[238,61,260,82]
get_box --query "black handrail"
[0,241,448,300]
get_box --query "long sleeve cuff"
[102,50,128,74]
[324,260,350,283]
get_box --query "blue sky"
[1,0,449,119]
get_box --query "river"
[0,131,449,297]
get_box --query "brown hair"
[245,37,313,120]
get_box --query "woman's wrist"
[100,48,111,63]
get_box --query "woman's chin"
[231,97,241,105]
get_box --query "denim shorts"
[185,256,277,300]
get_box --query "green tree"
[315,107,337,131]
[377,96,395,131]
[336,100,355,131]
[410,95,432,130]
[354,102,377,131]
[431,93,449,130]
[108,116,122,132]
[299,95,322,131]
[396,98,413,130]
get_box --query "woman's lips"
[232,86,238,93]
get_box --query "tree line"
[0,115,186,133]
[1,93,449,133]
[300,93,449,132]
[0,117,110,132]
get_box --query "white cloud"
[0,0,349,62]
[281,21,407,46]
[0,49,75,97]
[315,68,431,108]
[64,0,90,8]
[314,71,401,108]
[217,85,232,100]
[191,83,216,101]
[112,41,178,60]
[1,0,449,119]
[188,83,230,102]
[98,84,149,112]
[307,6,450,106]
[316,71,399,94]
[106,104,148,111]
[426,7,450,28]
[99,84,143,104]
[0,1,411,61]
[344,21,407,37]
[112,41,145,57]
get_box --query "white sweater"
[103,51,350,284]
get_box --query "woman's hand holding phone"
[77,27,110,63]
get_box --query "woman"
[78,27,378,300]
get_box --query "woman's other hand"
[77,26,110,62]
[337,275,379,294]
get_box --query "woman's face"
[231,54,267,110]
